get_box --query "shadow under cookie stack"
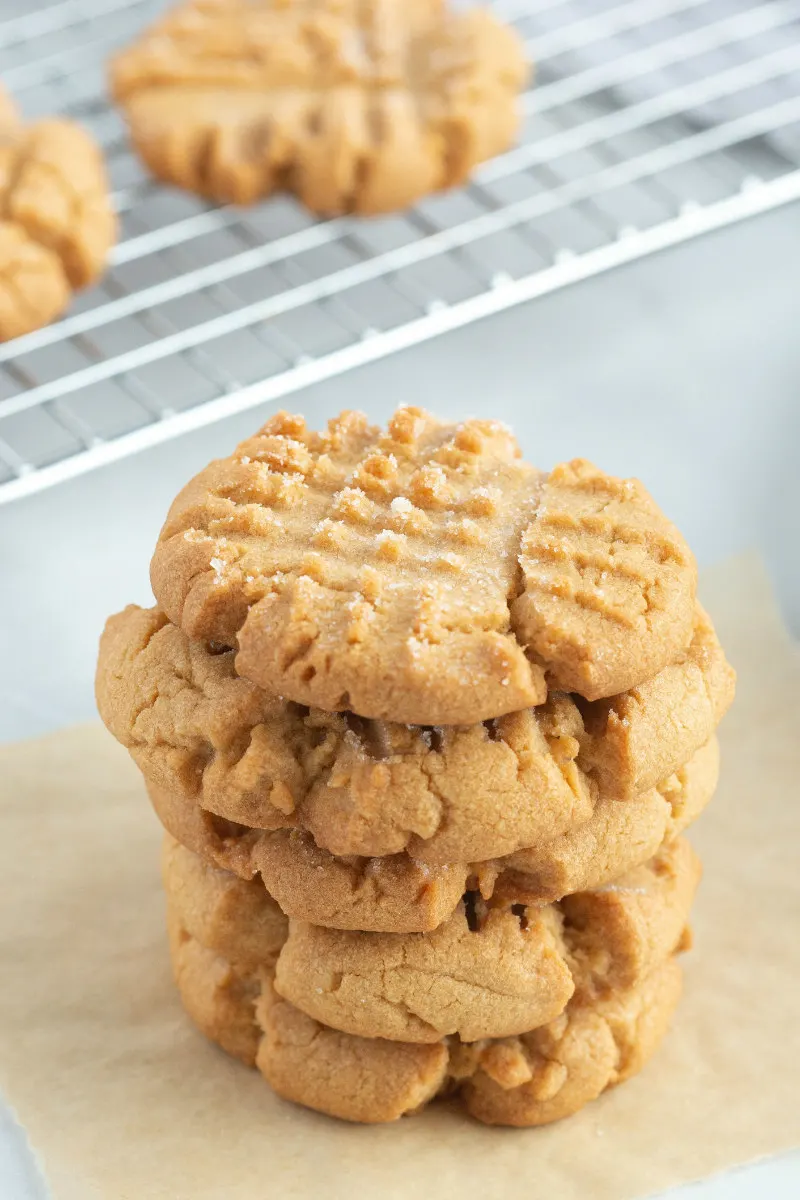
[97,407,734,1127]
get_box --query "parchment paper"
[1,556,799,1200]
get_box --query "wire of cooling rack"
[0,0,799,503]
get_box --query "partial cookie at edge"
[462,956,683,1127]
[512,459,697,699]
[0,84,116,340]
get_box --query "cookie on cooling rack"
[165,840,686,1126]
[0,85,116,341]
[110,0,528,215]
[164,834,698,1045]
[148,407,699,724]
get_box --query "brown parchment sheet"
[1,555,799,1200]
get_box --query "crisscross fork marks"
[151,409,697,721]
[111,0,527,213]
[512,459,696,699]
[153,407,549,723]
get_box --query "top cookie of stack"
[97,408,734,1125]
[149,407,702,724]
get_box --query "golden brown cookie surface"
[167,910,683,1126]
[497,734,719,905]
[511,458,699,699]
[97,599,731,865]
[163,834,698,1044]
[0,86,116,340]
[578,603,734,798]
[461,955,682,1126]
[275,901,575,1044]
[146,735,715,932]
[148,409,698,723]
[162,836,288,971]
[111,0,527,214]
[272,839,697,1042]
[167,915,263,1064]
[257,983,449,1124]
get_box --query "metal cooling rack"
[1,0,799,504]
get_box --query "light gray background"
[1,205,799,1196]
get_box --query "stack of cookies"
[97,407,734,1126]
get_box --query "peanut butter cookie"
[167,903,683,1125]
[0,85,116,340]
[461,956,683,1127]
[164,834,698,1044]
[162,835,288,970]
[149,409,699,723]
[97,600,732,866]
[272,839,698,1042]
[495,735,718,905]
[146,735,716,931]
[111,0,527,215]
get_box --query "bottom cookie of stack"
[164,838,691,1127]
